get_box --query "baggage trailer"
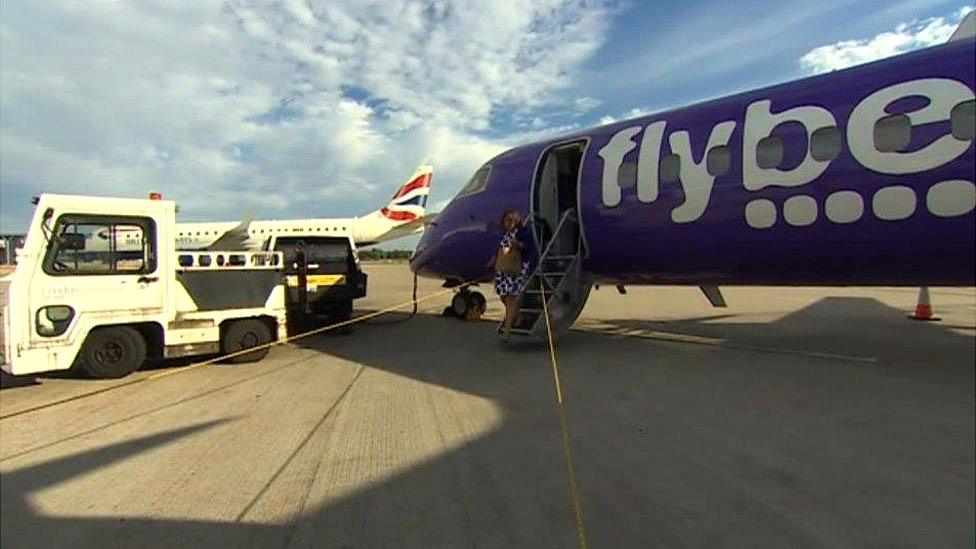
[271,235,367,333]
[1,194,288,379]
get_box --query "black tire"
[222,319,271,364]
[79,326,146,379]
[451,293,469,317]
[469,291,487,313]
[442,306,456,318]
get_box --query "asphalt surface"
[1,263,974,548]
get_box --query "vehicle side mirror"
[60,232,86,251]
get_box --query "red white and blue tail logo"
[380,165,433,222]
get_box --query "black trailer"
[272,235,367,333]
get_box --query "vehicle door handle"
[137,276,159,284]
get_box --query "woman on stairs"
[492,210,531,341]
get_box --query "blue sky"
[1,0,972,249]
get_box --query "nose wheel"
[443,288,486,319]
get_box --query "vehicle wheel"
[469,291,487,313]
[442,306,456,318]
[79,326,146,379]
[222,319,271,364]
[451,292,469,317]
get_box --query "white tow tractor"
[0,194,288,379]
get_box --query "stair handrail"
[525,208,578,293]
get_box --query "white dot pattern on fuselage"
[872,186,917,221]
[783,195,818,226]
[745,199,777,229]
[926,180,976,217]
[824,191,864,224]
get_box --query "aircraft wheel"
[451,292,470,317]
[222,319,271,363]
[469,291,487,313]
[80,326,147,379]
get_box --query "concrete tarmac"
[1,264,974,548]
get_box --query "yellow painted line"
[572,324,878,364]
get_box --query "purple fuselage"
[411,40,976,287]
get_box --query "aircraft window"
[756,136,784,169]
[617,161,637,188]
[456,165,491,197]
[659,153,681,183]
[706,145,731,176]
[874,113,911,152]
[178,254,193,267]
[198,255,212,267]
[951,99,975,141]
[810,126,842,161]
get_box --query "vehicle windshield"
[275,237,351,274]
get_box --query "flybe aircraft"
[410,14,976,339]
[176,164,434,250]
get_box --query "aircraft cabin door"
[533,142,583,254]
[536,152,560,245]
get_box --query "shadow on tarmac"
[2,296,974,548]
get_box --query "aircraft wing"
[206,214,257,251]
[371,212,438,243]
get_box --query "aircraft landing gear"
[443,288,486,320]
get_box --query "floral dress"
[493,229,530,296]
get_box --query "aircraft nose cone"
[409,230,437,275]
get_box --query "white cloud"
[572,96,601,113]
[595,106,652,126]
[799,6,974,73]
[0,0,614,231]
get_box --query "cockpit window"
[455,165,491,198]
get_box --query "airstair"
[502,209,591,342]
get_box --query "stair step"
[499,326,533,335]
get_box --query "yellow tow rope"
[0,281,465,420]
[2,274,593,548]
[540,284,590,549]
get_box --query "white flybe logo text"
[598,78,975,228]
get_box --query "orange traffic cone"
[908,286,941,321]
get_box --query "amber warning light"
[149,192,162,200]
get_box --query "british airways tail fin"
[353,164,434,245]
[378,164,434,222]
